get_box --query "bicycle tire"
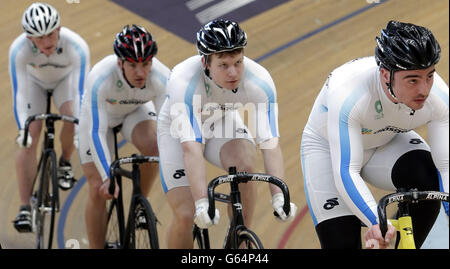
[105,198,125,249]
[237,229,264,249]
[127,196,159,249]
[34,151,58,249]
[193,225,210,249]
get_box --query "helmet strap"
[387,69,399,103]
[202,55,212,79]
[121,61,134,88]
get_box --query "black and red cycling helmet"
[114,24,157,63]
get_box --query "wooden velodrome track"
[0,0,448,249]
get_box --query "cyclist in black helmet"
[300,20,448,249]
[157,19,298,248]
[78,24,170,248]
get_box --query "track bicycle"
[377,188,449,249]
[22,91,78,249]
[193,166,292,249]
[104,126,159,249]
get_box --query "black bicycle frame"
[207,166,291,248]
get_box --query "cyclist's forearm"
[261,138,284,195]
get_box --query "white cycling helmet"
[21,2,60,37]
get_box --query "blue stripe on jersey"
[431,86,449,107]
[300,137,318,225]
[338,88,377,225]
[246,70,278,137]
[67,38,87,112]
[10,39,27,129]
[91,72,112,178]
[152,68,168,87]
[184,71,202,143]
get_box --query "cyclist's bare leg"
[58,100,75,161]
[166,186,195,248]
[83,162,108,249]
[15,120,42,206]
[131,120,159,198]
[220,139,257,227]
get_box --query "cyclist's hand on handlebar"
[271,193,298,222]
[99,179,119,200]
[16,129,32,148]
[194,198,220,229]
[364,223,396,249]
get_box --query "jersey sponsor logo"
[116,80,124,90]
[106,98,148,105]
[373,125,410,134]
[374,100,384,120]
[118,99,147,105]
[106,98,117,105]
[323,197,339,210]
[409,138,423,144]
[361,128,372,135]
[173,169,186,179]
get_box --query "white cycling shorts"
[78,101,157,164]
[157,111,255,193]
[300,130,431,226]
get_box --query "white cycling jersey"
[159,55,279,145]
[9,27,90,129]
[302,56,449,226]
[157,55,279,192]
[79,54,170,181]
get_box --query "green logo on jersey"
[117,80,123,89]
[374,100,384,119]
[205,83,212,97]
[32,45,39,55]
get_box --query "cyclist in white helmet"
[9,2,90,232]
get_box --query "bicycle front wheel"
[33,151,58,249]
[193,225,210,249]
[105,198,125,249]
[237,229,264,249]
[128,196,159,249]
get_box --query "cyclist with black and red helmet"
[78,24,170,248]
[301,20,448,249]
[9,2,90,233]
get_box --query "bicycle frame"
[206,166,291,248]
[377,189,449,249]
[109,154,159,247]
[22,91,78,248]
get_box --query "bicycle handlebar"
[377,190,449,237]
[207,170,291,220]
[22,113,79,147]
[108,154,159,195]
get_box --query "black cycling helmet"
[196,19,247,56]
[113,24,157,63]
[375,20,441,71]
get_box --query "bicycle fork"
[394,201,416,249]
